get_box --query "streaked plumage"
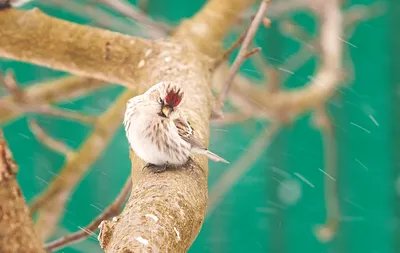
[123,81,229,172]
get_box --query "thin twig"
[0,102,97,125]
[215,0,271,113]
[0,69,24,100]
[0,76,107,125]
[0,71,97,125]
[313,107,340,242]
[213,28,248,69]
[27,118,75,156]
[44,177,132,252]
[210,112,252,126]
[95,0,171,35]
[245,47,262,58]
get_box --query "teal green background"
[0,0,398,252]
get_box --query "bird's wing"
[173,117,206,149]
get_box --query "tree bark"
[0,130,45,253]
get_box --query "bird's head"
[136,81,184,118]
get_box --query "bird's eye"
[158,97,163,104]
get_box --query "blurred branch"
[28,119,75,156]
[173,0,257,57]
[211,112,252,127]
[95,0,172,36]
[217,0,388,124]
[30,90,134,240]
[0,76,107,124]
[44,177,132,252]
[39,0,138,35]
[207,123,280,216]
[0,131,45,253]
[208,0,343,214]
[312,107,339,243]
[0,71,98,125]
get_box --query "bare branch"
[95,0,171,36]
[211,112,252,126]
[213,29,248,69]
[0,8,163,88]
[0,69,24,100]
[173,0,257,57]
[40,0,139,36]
[27,119,75,156]
[45,177,132,252]
[312,107,339,242]
[215,0,271,113]
[0,76,106,124]
[0,102,97,124]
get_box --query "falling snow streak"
[318,168,336,181]
[369,114,379,126]
[350,122,371,134]
[293,172,315,188]
[338,37,358,48]
[355,158,368,171]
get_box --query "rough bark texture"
[0,131,45,253]
[0,0,256,251]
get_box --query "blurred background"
[0,0,398,252]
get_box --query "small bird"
[123,81,229,173]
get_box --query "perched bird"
[123,81,229,173]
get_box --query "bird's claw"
[143,163,168,173]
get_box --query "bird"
[123,81,229,173]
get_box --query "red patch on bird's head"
[165,90,182,107]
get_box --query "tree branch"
[215,0,271,113]
[173,0,257,57]
[31,90,133,240]
[0,76,106,124]
[0,130,45,253]
[312,107,339,242]
[0,8,161,88]
[44,176,132,252]
[95,0,171,36]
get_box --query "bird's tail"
[192,147,230,164]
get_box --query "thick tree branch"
[173,0,257,57]
[0,131,45,253]
[0,8,163,88]
[98,0,258,251]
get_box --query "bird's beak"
[162,105,173,117]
